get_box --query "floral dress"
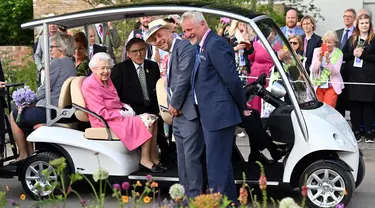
[139,113,159,129]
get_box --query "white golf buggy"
[0,2,365,208]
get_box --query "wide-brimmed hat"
[145,19,174,42]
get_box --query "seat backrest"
[58,76,75,109]
[70,76,89,122]
[156,77,172,125]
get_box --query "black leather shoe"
[354,131,361,142]
[248,152,273,164]
[270,144,290,161]
[139,164,165,173]
[156,162,169,171]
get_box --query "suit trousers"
[201,122,237,203]
[173,115,204,198]
[242,109,271,153]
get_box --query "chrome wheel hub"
[306,169,345,207]
[25,161,57,196]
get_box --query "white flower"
[279,197,301,208]
[92,168,109,182]
[169,183,185,200]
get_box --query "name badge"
[353,57,363,68]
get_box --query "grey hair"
[358,8,372,19]
[180,10,207,25]
[322,30,339,45]
[89,52,114,69]
[51,32,75,57]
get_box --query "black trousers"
[241,109,272,153]
[350,101,375,132]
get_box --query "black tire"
[19,152,70,200]
[299,160,355,208]
[356,156,365,188]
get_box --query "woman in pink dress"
[82,52,165,173]
[247,40,275,112]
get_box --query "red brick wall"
[0,46,33,66]
[33,0,92,19]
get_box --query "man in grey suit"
[93,22,122,63]
[146,19,204,197]
[34,21,58,87]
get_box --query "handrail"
[72,103,113,140]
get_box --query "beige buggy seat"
[70,76,120,140]
[34,76,79,129]
[156,77,172,125]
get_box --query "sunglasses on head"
[289,41,298,45]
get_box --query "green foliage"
[2,56,37,96]
[0,0,34,45]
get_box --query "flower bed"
[0,157,346,208]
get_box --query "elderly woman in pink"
[82,52,165,173]
[310,30,344,108]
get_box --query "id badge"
[353,57,363,68]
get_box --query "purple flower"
[12,85,36,108]
[80,199,87,207]
[113,183,120,190]
[146,174,152,181]
[121,181,130,190]
[9,199,16,206]
[336,204,345,208]
[220,17,231,25]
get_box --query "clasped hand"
[120,103,136,117]
[353,47,363,58]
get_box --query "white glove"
[123,103,134,112]
[120,109,136,118]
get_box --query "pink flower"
[146,174,152,181]
[220,17,231,24]
[259,174,267,190]
[113,183,121,190]
[301,185,308,197]
[121,181,130,190]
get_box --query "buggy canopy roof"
[21,1,259,29]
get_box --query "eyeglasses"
[128,48,146,55]
[289,41,299,45]
[50,45,60,49]
[343,15,354,18]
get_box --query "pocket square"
[198,54,207,62]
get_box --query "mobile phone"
[321,43,327,55]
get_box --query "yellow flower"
[143,196,151,204]
[122,196,129,203]
[20,194,26,200]
[5,186,9,191]
[136,180,142,187]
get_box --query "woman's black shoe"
[354,131,361,142]
[156,162,168,171]
[139,163,165,173]
[248,152,273,164]
[365,131,375,143]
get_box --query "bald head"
[286,9,298,28]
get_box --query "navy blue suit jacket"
[192,31,246,131]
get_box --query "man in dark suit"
[181,11,246,202]
[145,19,204,198]
[111,38,174,164]
[335,8,356,116]
[111,38,160,115]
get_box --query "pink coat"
[310,47,344,95]
[247,41,275,112]
[82,74,152,151]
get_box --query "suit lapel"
[192,31,213,81]
[168,39,179,86]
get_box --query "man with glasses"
[111,38,160,115]
[111,38,175,164]
[335,8,356,117]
